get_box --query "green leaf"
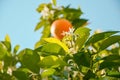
[0,42,7,60]
[1,41,11,52]
[18,48,40,73]
[51,0,56,6]
[44,38,69,53]
[99,35,120,51]
[107,71,120,78]
[0,42,13,68]
[5,34,11,42]
[41,25,51,38]
[41,43,65,55]
[41,68,55,78]
[83,70,96,80]
[37,3,47,12]
[13,68,31,80]
[72,19,88,29]
[13,45,20,54]
[98,76,116,80]
[34,21,44,31]
[86,31,119,46]
[110,47,120,55]
[39,55,66,68]
[74,27,90,50]
[63,7,83,20]
[99,61,120,70]
[0,72,13,80]
[73,52,91,67]
[102,55,120,61]
[35,25,51,48]
[0,44,12,68]
[35,40,42,49]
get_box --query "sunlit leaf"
[34,21,44,31]
[86,31,119,46]
[35,40,43,48]
[1,41,11,52]
[41,25,51,38]
[41,43,65,55]
[39,55,66,68]
[41,68,55,78]
[13,45,20,54]
[44,38,69,53]
[37,3,47,12]
[74,27,90,50]
[5,34,11,42]
[0,42,7,60]
[35,25,51,48]
[51,0,56,6]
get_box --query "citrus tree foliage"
[0,0,120,80]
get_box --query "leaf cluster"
[0,0,120,80]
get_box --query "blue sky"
[0,0,120,50]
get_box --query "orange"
[50,19,72,40]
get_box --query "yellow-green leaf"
[51,0,56,6]
[5,34,11,42]
[44,38,69,53]
[41,68,55,78]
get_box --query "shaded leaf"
[72,19,88,29]
[63,7,83,20]
[0,72,13,80]
[83,70,96,80]
[102,55,120,61]
[99,61,120,70]
[18,48,40,73]
[99,35,120,51]
[110,47,120,55]
[107,71,120,78]
[0,42,12,68]
[13,68,31,80]
[73,52,91,67]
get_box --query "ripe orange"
[50,19,72,40]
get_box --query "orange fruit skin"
[51,19,72,40]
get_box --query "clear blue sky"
[0,0,120,50]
